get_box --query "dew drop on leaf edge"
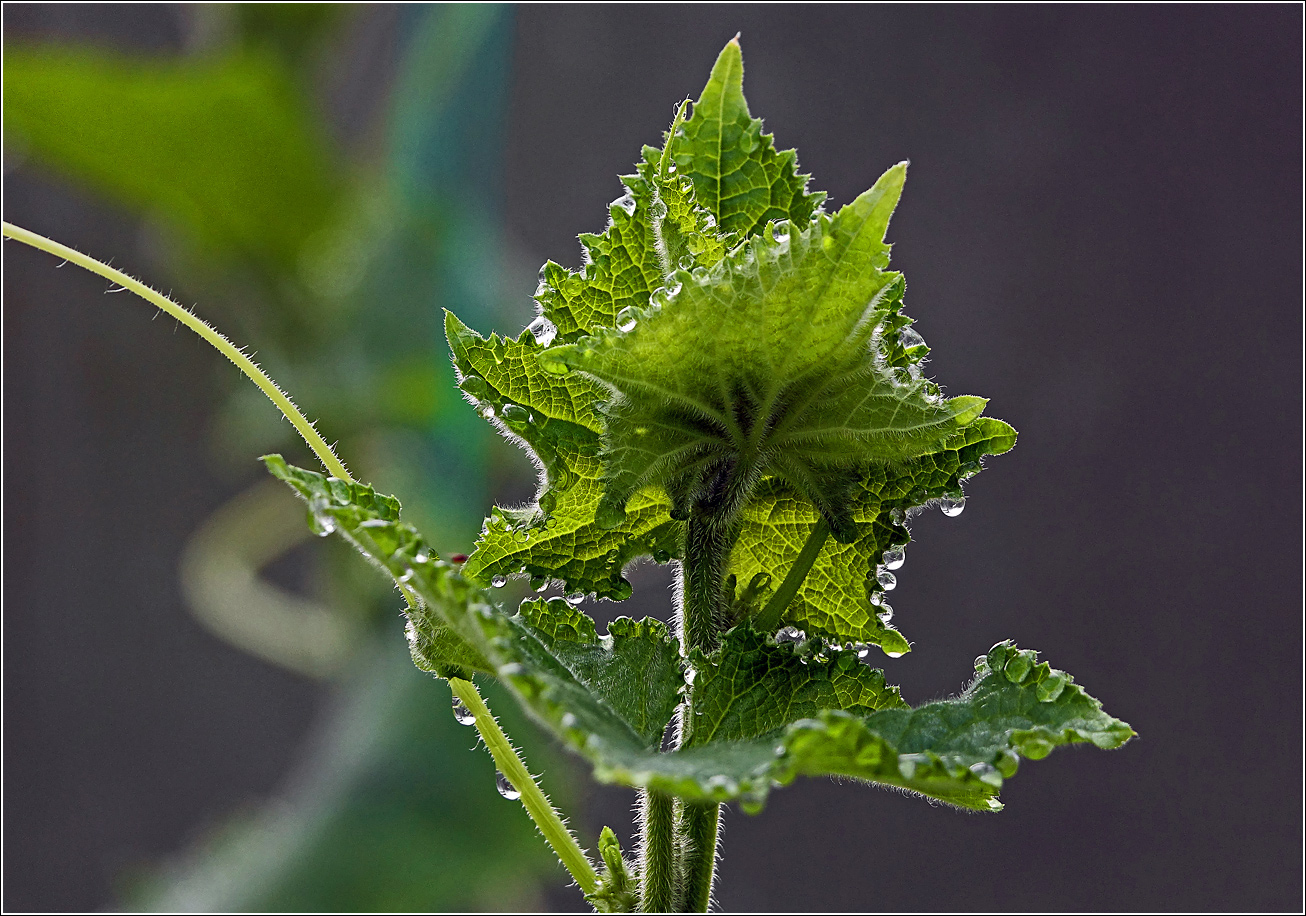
[491,575,507,588]
[616,306,638,332]
[882,547,905,570]
[940,495,966,517]
[527,316,557,346]
[876,567,897,590]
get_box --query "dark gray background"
[5,4,1302,912]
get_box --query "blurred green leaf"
[3,44,340,270]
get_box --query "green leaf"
[672,37,825,240]
[484,620,1132,812]
[551,165,990,539]
[445,312,681,599]
[261,455,494,679]
[484,598,685,751]
[3,45,339,270]
[685,626,907,746]
[731,418,1018,653]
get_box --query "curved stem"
[448,676,600,898]
[2,221,352,482]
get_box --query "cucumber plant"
[4,38,1133,913]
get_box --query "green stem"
[753,516,832,633]
[448,676,600,898]
[639,789,677,912]
[2,221,352,482]
[679,802,720,912]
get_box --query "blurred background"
[3,4,1301,912]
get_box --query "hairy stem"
[679,801,721,912]
[753,515,832,633]
[639,789,677,912]
[1,221,352,482]
[448,676,600,897]
[670,509,739,911]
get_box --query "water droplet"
[667,281,682,297]
[491,575,507,588]
[651,198,668,220]
[876,605,894,625]
[974,654,990,671]
[594,501,626,529]
[310,507,337,537]
[882,547,905,570]
[702,213,716,230]
[616,306,638,332]
[940,496,966,517]
[609,578,633,600]
[869,590,884,607]
[650,286,672,308]
[876,567,897,590]
[970,761,1003,787]
[857,646,871,660]
[985,797,1004,811]
[776,626,805,644]
[880,630,910,658]
[691,266,709,283]
[1004,651,1033,684]
[452,697,476,726]
[563,276,583,297]
[652,548,671,563]
[560,592,583,606]
[898,326,926,350]
[1036,672,1068,702]
[527,316,557,346]
[477,403,496,420]
[540,356,570,376]
[610,193,636,216]
[496,772,521,800]
[666,161,677,174]
[414,547,431,564]
[459,375,488,398]
[502,403,530,423]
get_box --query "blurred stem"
[1,221,352,482]
[448,676,600,898]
